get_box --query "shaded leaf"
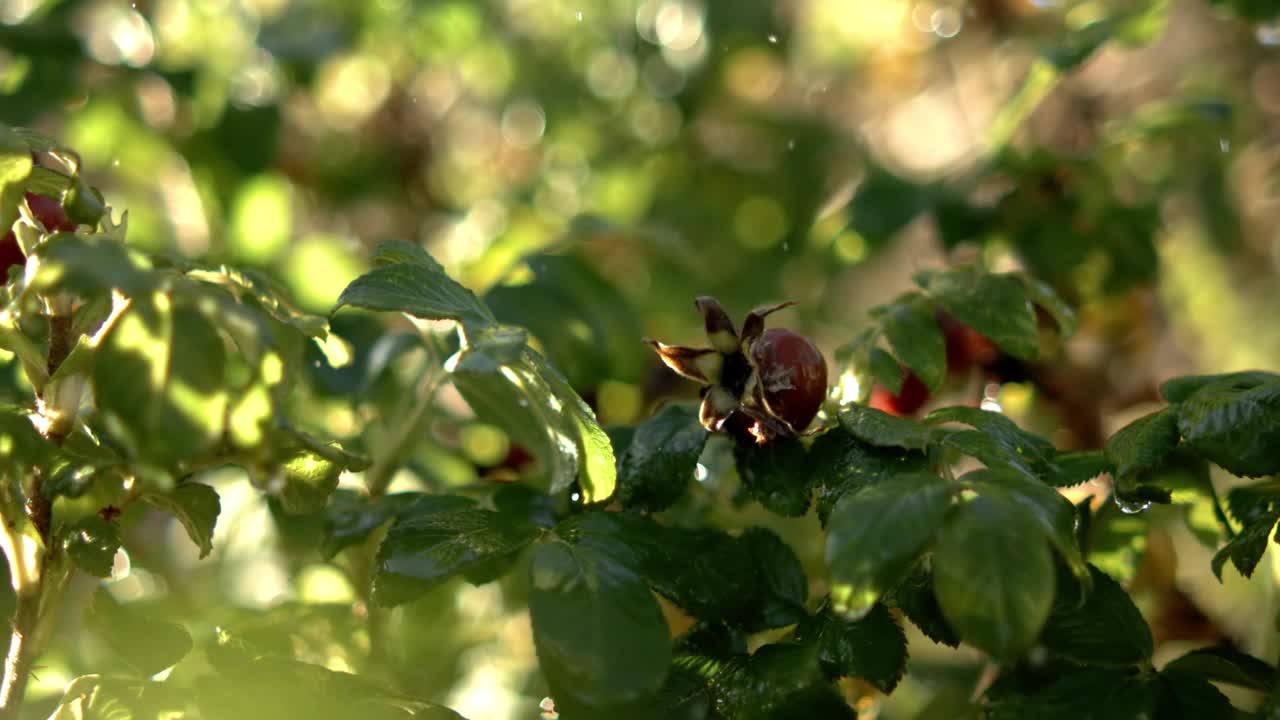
[826,472,953,617]
[1174,372,1280,477]
[793,601,908,693]
[529,536,671,707]
[874,293,946,391]
[809,427,933,526]
[968,469,1090,585]
[321,489,421,559]
[1040,564,1152,666]
[985,667,1157,719]
[934,491,1054,658]
[734,436,812,517]
[143,482,220,559]
[1155,668,1237,719]
[1163,645,1275,692]
[837,403,931,450]
[64,515,121,578]
[616,404,708,512]
[373,495,540,606]
[88,589,193,676]
[916,266,1040,360]
[884,562,960,647]
[1105,407,1180,479]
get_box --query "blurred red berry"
[24,192,76,234]
[868,371,930,416]
[0,231,24,272]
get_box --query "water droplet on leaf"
[1115,496,1151,515]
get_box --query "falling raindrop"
[576,11,583,21]
[1257,21,1280,46]
[786,139,796,150]
[1220,138,1231,152]
[767,34,778,44]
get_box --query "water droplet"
[767,34,778,44]
[570,492,581,502]
[1219,138,1231,152]
[694,463,709,482]
[1115,496,1152,514]
[830,582,879,620]
[576,11,583,21]
[786,139,796,150]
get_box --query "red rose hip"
[749,328,827,432]
[23,192,76,234]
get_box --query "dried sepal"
[699,384,740,432]
[741,301,797,345]
[695,296,740,353]
[645,339,721,384]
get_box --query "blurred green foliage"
[7,0,1280,717]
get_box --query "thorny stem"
[0,589,40,720]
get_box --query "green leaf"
[793,601,908,693]
[1105,407,1180,479]
[1020,275,1077,339]
[734,436,812,517]
[809,428,933,526]
[615,404,707,512]
[874,293,946,391]
[143,482,220,559]
[0,124,32,231]
[451,337,615,502]
[373,495,540,606]
[88,589,193,676]
[1044,450,1111,488]
[555,513,804,629]
[333,241,494,328]
[1040,564,1152,666]
[1155,668,1237,719]
[277,448,344,514]
[1160,371,1277,404]
[1163,645,1275,691]
[732,529,809,631]
[837,403,931,450]
[928,406,1057,482]
[92,293,228,468]
[1211,511,1277,580]
[1173,372,1280,477]
[916,266,1040,361]
[848,163,938,244]
[884,563,960,647]
[985,668,1157,719]
[934,492,1055,658]
[63,516,121,578]
[825,472,953,618]
[529,536,671,707]
[321,489,421,559]
[50,676,187,720]
[968,469,1089,586]
[32,232,157,296]
[201,635,469,719]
